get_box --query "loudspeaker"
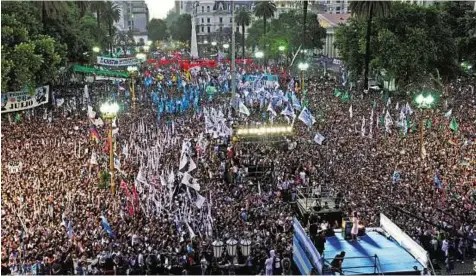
[341,218,352,240]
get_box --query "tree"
[103,1,121,54]
[165,10,180,33]
[254,0,276,61]
[236,7,251,58]
[74,1,90,18]
[169,14,192,43]
[35,1,68,24]
[148,19,168,42]
[349,1,391,89]
[91,1,106,29]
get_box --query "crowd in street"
[1,56,475,275]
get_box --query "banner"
[97,56,140,67]
[8,161,23,173]
[1,86,49,113]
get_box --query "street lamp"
[240,239,251,257]
[223,43,230,50]
[100,102,120,194]
[204,40,208,44]
[255,51,264,59]
[298,62,309,93]
[212,240,224,259]
[144,45,150,52]
[278,46,285,52]
[136,53,146,61]
[92,46,100,53]
[127,66,138,110]
[414,92,436,184]
[211,41,217,46]
[226,239,238,257]
[146,40,152,46]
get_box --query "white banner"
[8,162,23,173]
[95,76,127,82]
[97,56,140,67]
[1,86,49,113]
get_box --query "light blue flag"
[298,107,316,127]
[100,215,114,237]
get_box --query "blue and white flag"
[434,171,442,189]
[267,102,277,117]
[280,104,295,118]
[292,93,301,110]
[100,215,114,237]
[313,133,325,145]
[298,107,316,127]
[392,171,400,184]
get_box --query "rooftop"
[318,13,351,28]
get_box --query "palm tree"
[74,1,90,18]
[103,1,121,54]
[91,1,106,29]
[235,7,251,58]
[302,1,308,48]
[349,1,391,89]
[35,1,68,24]
[254,1,276,35]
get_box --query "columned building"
[114,1,149,44]
[317,13,350,58]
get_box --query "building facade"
[179,1,254,45]
[317,13,350,58]
[114,1,150,44]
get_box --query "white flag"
[89,151,98,165]
[87,105,96,119]
[313,133,325,145]
[405,102,413,115]
[195,193,206,209]
[386,97,391,107]
[94,118,104,127]
[361,116,366,137]
[444,109,452,119]
[385,110,393,133]
[349,105,353,118]
[369,108,374,138]
[267,102,277,117]
[238,101,250,116]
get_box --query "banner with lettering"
[1,86,49,113]
[97,56,140,66]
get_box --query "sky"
[145,0,176,20]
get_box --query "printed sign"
[1,86,49,113]
[97,56,140,67]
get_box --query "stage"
[322,229,424,275]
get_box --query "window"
[201,26,204,32]
[236,26,239,32]
[207,18,210,23]
[207,26,210,33]
[219,27,223,32]
[202,6,204,13]
[207,6,210,12]
[219,17,223,23]
[201,18,204,23]
[336,7,341,11]
[230,17,232,23]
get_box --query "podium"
[342,218,353,240]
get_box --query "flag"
[369,108,374,138]
[238,101,250,116]
[384,110,393,133]
[349,105,353,118]
[56,98,65,107]
[405,102,413,115]
[298,107,316,127]
[386,97,391,107]
[292,93,301,110]
[333,88,341,97]
[267,102,277,116]
[434,171,442,189]
[313,133,325,145]
[361,116,366,137]
[426,119,432,129]
[90,125,101,142]
[444,109,452,119]
[100,216,114,237]
[87,105,96,119]
[449,117,459,132]
[89,151,98,165]
[15,113,21,122]
[66,220,73,238]
[392,171,400,184]
[341,92,350,102]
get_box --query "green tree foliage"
[169,14,192,43]
[235,7,251,58]
[148,19,169,42]
[246,11,326,58]
[335,2,460,90]
[349,1,391,89]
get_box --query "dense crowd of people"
[1,54,475,275]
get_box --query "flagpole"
[231,0,236,98]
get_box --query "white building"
[179,0,253,45]
[114,1,149,44]
[317,13,350,58]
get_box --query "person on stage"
[351,212,359,242]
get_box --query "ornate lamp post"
[100,102,120,194]
[239,239,251,257]
[298,62,309,93]
[127,66,138,110]
[414,92,435,184]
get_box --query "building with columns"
[113,0,149,44]
[317,13,350,58]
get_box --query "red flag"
[131,185,139,202]
[120,180,131,197]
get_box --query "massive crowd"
[1,55,475,275]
